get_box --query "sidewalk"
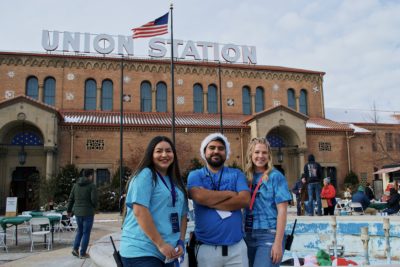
[0,212,122,267]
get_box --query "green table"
[0,215,60,245]
[0,216,31,246]
[369,202,387,211]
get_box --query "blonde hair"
[245,137,273,183]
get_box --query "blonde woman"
[243,137,292,267]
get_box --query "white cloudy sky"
[1,0,399,112]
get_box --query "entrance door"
[11,167,39,212]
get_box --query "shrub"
[344,171,359,190]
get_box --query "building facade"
[0,51,398,212]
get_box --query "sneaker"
[80,253,90,259]
[71,249,79,257]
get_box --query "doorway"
[11,167,39,213]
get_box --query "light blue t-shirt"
[187,166,249,245]
[120,167,188,260]
[245,168,292,229]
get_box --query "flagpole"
[170,3,176,145]
[119,55,124,209]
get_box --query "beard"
[206,154,225,168]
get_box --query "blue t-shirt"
[187,166,249,245]
[245,168,292,230]
[120,167,188,260]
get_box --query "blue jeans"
[308,182,322,216]
[73,215,94,255]
[121,256,175,267]
[245,229,285,267]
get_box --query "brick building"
[0,51,398,212]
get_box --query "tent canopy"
[373,166,400,174]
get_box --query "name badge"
[245,214,253,233]
[170,212,180,233]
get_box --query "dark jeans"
[121,256,175,267]
[73,215,94,255]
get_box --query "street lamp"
[18,122,27,165]
[18,145,27,165]
[277,146,284,163]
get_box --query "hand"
[271,241,283,264]
[158,242,180,260]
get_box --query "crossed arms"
[189,187,250,211]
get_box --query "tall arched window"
[84,79,97,110]
[156,82,167,112]
[255,86,264,113]
[299,89,308,115]
[26,76,39,100]
[140,81,152,112]
[101,79,113,111]
[193,83,203,113]
[242,86,251,115]
[43,77,56,106]
[287,88,296,110]
[207,84,218,114]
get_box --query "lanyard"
[205,167,224,191]
[156,171,176,207]
[249,174,267,211]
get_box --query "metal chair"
[30,217,52,252]
[0,232,8,253]
[349,202,365,215]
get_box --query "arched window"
[140,81,152,112]
[255,87,264,113]
[242,86,251,115]
[26,76,39,100]
[287,88,296,110]
[84,79,97,110]
[101,80,113,111]
[299,89,308,115]
[156,82,167,112]
[11,131,43,146]
[207,84,218,114]
[193,83,203,113]
[43,77,56,106]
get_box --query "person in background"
[120,136,188,267]
[244,137,292,267]
[364,182,375,201]
[343,186,352,200]
[187,133,250,267]
[351,186,377,215]
[382,188,400,215]
[320,178,336,215]
[292,174,308,216]
[67,169,98,259]
[304,154,323,216]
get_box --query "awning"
[373,166,400,174]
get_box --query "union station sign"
[41,30,257,64]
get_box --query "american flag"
[132,13,169,39]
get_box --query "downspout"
[70,125,74,164]
[346,131,355,172]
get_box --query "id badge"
[170,212,180,233]
[245,214,253,233]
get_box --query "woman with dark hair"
[120,136,188,267]
[243,137,292,267]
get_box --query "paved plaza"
[0,212,122,266]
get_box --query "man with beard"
[187,133,250,267]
